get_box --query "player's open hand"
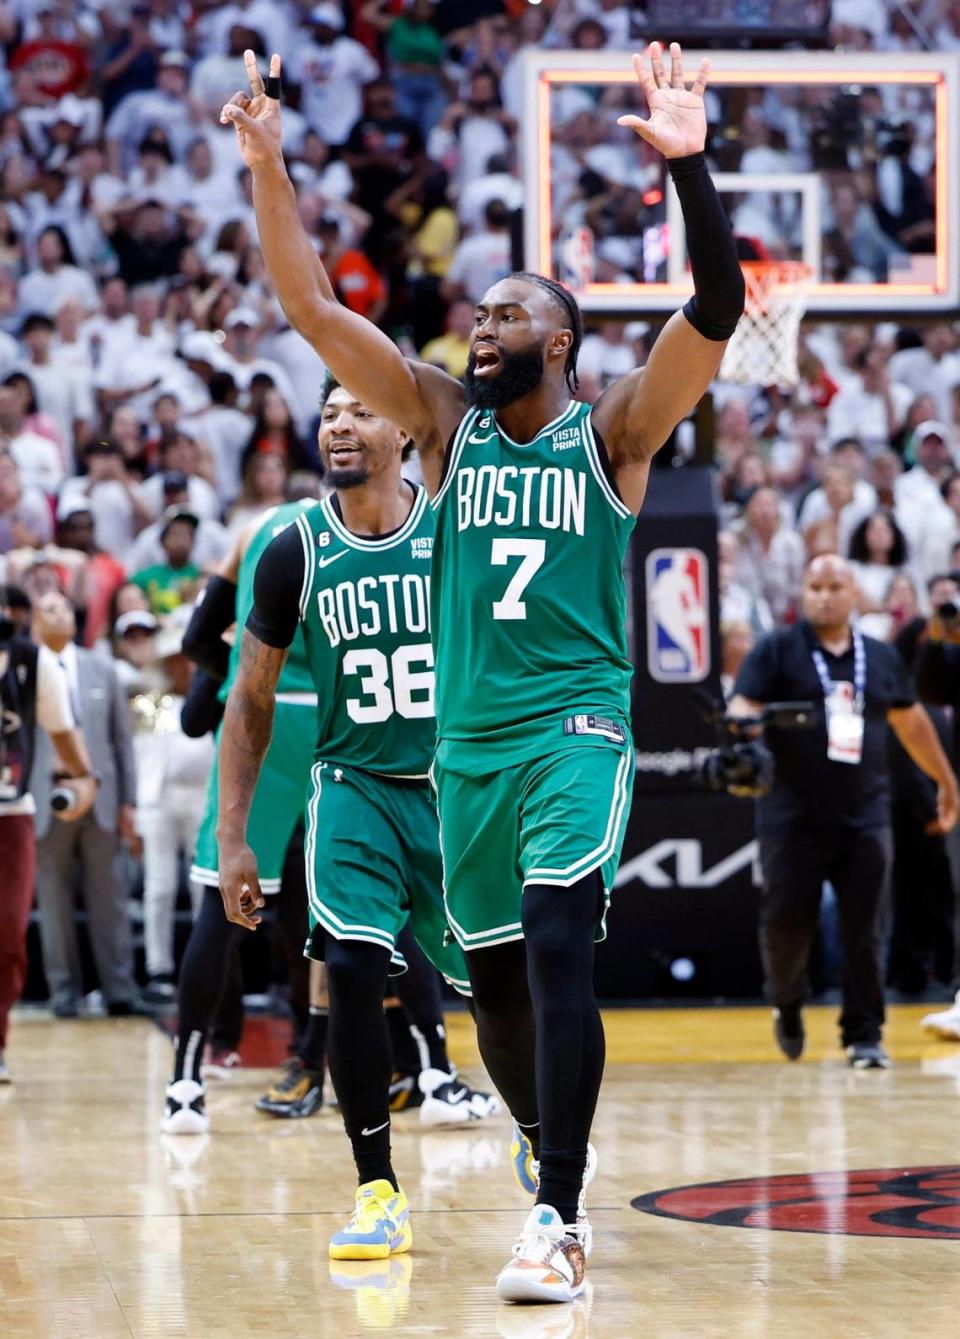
[218,839,265,930]
[617,42,709,160]
[220,50,283,171]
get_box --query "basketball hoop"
[718,261,813,388]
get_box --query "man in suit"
[30,590,139,1016]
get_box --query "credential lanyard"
[811,629,866,715]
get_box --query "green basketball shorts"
[191,700,317,893]
[433,738,635,952]
[304,762,471,994]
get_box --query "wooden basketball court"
[4,1004,960,1338]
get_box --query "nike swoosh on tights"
[317,550,348,569]
[361,1120,390,1136]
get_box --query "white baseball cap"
[310,4,344,29]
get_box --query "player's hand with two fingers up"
[220,50,284,170]
[617,41,709,159]
[218,839,265,930]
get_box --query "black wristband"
[264,74,281,100]
[666,151,708,182]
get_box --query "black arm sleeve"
[915,640,960,708]
[245,522,305,650]
[181,669,226,738]
[668,152,745,342]
[182,574,237,681]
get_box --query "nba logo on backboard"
[646,548,710,683]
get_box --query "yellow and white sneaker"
[328,1255,412,1329]
[329,1179,412,1260]
[495,1205,587,1304]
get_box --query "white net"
[718,262,813,387]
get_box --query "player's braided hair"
[512,272,583,394]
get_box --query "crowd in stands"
[2,0,960,1005]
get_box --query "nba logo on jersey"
[646,548,710,683]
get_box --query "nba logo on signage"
[646,548,710,683]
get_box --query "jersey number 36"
[344,644,434,724]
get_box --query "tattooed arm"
[216,629,288,928]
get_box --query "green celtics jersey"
[221,501,317,702]
[431,400,635,769]
[294,487,436,778]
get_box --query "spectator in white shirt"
[105,51,198,175]
[733,485,807,624]
[220,308,302,427]
[826,343,913,453]
[442,198,513,306]
[81,276,130,368]
[888,325,960,421]
[191,23,258,116]
[848,508,909,630]
[13,313,95,463]
[428,67,515,195]
[457,152,524,235]
[896,420,956,530]
[185,370,250,506]
[127,499,228,575]
[910,471,960,584]
[95,282,175,423]
[58,440,153,565]
[52,298,95,376]
[18,226,99,318]
[0,383,64,493]
[175,136,242,221]
[290,4,381,148]
[577,322,637,402]
[0,450,53,552]
[137,436,219,523]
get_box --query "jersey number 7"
[491,538,546,621]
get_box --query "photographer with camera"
[0,589,97,1083]
[729,554,959,1069]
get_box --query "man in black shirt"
[731,554,959,1068]
[913,595,960,1039]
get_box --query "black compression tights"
[466,872,606,1226]
[324,933,397,1188]
[174,886,243,1083]
[392,922,450,1073]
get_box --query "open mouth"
[472,343,502,378]
[329,439,362,464]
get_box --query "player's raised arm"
[592,44,745,512]
[220,52,465,477]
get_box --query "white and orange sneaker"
[509,1129,598,1257]
[495,1205,587,1304]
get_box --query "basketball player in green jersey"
[223,41,744,1300]
[163,497,326,1135]
[217,382,497,1261]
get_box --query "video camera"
[936,599,960,634]
[694,699,816,798]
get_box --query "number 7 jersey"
[431,400,636,770]
[295,487,436,779]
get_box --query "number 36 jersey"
[431,401,636,771]
[248,486,436,779]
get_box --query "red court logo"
[633,1167,960,1239]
